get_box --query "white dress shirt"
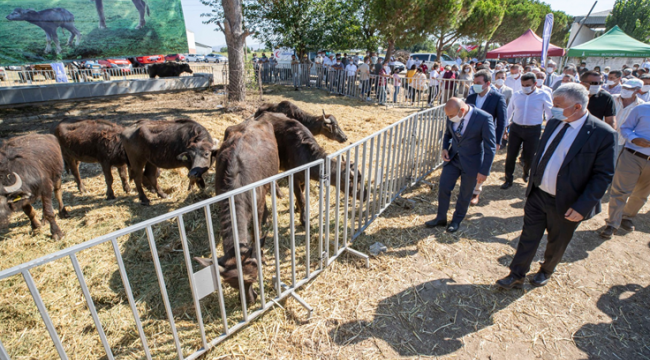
[638,91,650,102]
[505,74,522,93]
[538,85,553,97]
[476,92,488,110]
[507,88,553,126]
[538,113,588,195]
[452,106,474,136]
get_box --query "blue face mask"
[551,107,567,120]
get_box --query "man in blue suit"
[425,98,497,233]
[466,70,508,205]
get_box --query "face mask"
[589,85,601,95]
[642,85,650,92]
[512,73,520,78]
[449,109,464,123]
[607,80,617,86]
[536,79,544,87]
[495,79,505,86]
[464,68,471,73]
[522,86,534,93]
[620,88,636,99]
[472,84,486,93]
[546,68,554,74]
[551,107,568,121]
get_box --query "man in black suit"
[466,70,508,205]
[425,98,496,233]
[497,83,617,289]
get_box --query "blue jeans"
[293,72,299,88]
[393,86,400,103]
[378,85,386,104]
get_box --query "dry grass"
[1,86,649,360]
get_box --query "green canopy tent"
[567,25,650,57]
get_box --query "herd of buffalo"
[0,101,360,304]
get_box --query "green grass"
[0,0,188,65]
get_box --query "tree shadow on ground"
[329,278,524,356]
[573,283,650,359]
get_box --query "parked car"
[409,53,457,69]
[186,54,205,62]
[98,58,132,73]
[205,54,228,63]
[165,54,186,62]
[0,67,6,81]
[134,55,165,67]
[82,61,106,78]
[390,61,406,73]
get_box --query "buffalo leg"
[22,204,42,230]
[41,187,64,240]
[44,32,52,54]
[293,180,307,226]
[144,163,167,199]
[130,159,151,205]
[95,0,107,29]
[62,23,81,46]
[132,0,147,29]
[101,162,116,200]
[53,177,69,219]
[118,165,131,194]
[51,30,61,54]
[67,158,86,193]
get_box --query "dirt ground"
[1,87,649,360]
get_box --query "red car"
[135,55,165,65]
[165,54,186,62]
[98,58,132,72]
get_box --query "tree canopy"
[606,0,650,43]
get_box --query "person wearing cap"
[622,68,634,80]
[544,61,559,87]
[637,74,650,102]
[603,70,622,95]
[610,78,646,156]
[600,100,650,239]
[580,70,617,128]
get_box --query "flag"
[458,44,478,52]
[541,13,554,67]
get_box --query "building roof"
[195,42,212,49]
[573,9,611,26]
[568,25,650,57]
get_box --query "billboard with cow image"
[0,0,188,65]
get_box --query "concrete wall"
[0,73,213,107]
[568,23,597,47]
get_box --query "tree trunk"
[383,40,395,65]
[436,35,443,62]
[221,0,249,102]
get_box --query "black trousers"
[509,187,581,279]
[505,123,542,182]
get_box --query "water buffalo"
[194,119,280,305]
[121,119,218,205]
[94,0,149,29]
[254,112,362,226]
[53,119,131,200]
[6,8,82,55]
[254,101,348,142]
[148,62,193,78]
[0,134,69,240]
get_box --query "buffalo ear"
[176,152,189,162]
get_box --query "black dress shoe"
[425,218,447,228]
[501,181,513,190]
[496,274,524,289]
[446,222,460,233]
[530,271,550,287]
[523,175,529,183]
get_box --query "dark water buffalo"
[254,101,348,142]
[121,119,218,205]
[148,62,193,78]
[255,112,362,226]
[53,119,131,200]
[94,0,149,29]
[194,119,280,305]
[6,8,82,54]
[0,134,69,240]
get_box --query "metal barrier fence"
[258,65,472,108]
[0,64,226,88]
[0,105,448,359]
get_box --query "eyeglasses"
[581,81,602,86]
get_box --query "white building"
[187,30,196,54]
[568,10,610,47]
[195,42,213,55]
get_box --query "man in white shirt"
[502,72,553,189]
[323,54,335,87]
[603,70,622,95]
[493,70,513,106]
[610,79,645,155]
[406,56,414,70]
[535,72,553,96]
[637,74,650,102]
[505,64,522,93]
[544,61,559,87]
[344,61,358,96]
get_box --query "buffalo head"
[181,63,193,75]
[0,172,29,227]
[6,8,36,21]
[321,110,348,143]
[177,140,219,188]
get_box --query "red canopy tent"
[486,29,565,59]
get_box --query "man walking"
[600,102,650,239]
[581,71,617,129]
[425,98,496,233]
[497,83,617,289]
[502,72,553,189]
[466,70,507,205]
[611,79,645,155]
[505,64,522,93]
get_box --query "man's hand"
[496,144,501,151]
[503,132,508,140]
[442,149,450,162]
[477,173,487,184]
[631,138,650,148]
[564,208,584,222]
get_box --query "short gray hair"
[553,83,589,108]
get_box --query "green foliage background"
[0,0,188,65]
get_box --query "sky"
[180,0,618,50]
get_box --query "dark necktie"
[455,118,465,138]
[532,123,570,187]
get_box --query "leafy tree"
[533,6,572,47]
[220,47,228,52]
[489,0,546,46]
[330,0,381,53]
[452,0,506,58]
[430,0,478,59]
[606,0,650,42]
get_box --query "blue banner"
[541,13,554,67]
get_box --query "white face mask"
[512,72,520,78]
[536,79,544,87]
[449,109,464,123]
[495,79,505,86]
[472,84,486,93]
[522,86,534,93]
[464,68,471,73]
[589,85,601,95]
[642,85,650,92]
[607,80,617,86]
[620,88,636,99]
[546,67,554,74]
